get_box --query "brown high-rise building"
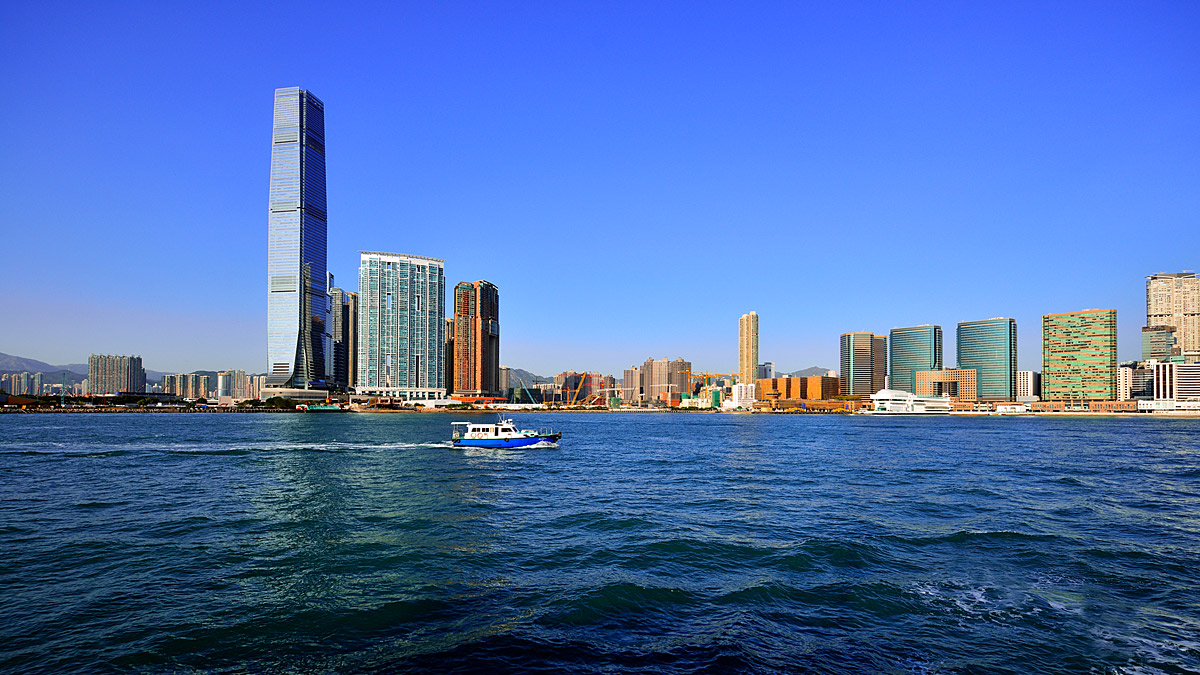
[452,281,500,397]
[839,332,886,397]
[444,317,455,395]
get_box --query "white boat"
[450,418,562,448]
[864,389,952,415]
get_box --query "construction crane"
[519,378,538,405]
[569,372,589,406]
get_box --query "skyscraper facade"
[1042,309,1117,401]
[840,332,886,397]
[452,281,501,397]
[329,287,358,390]
[1141,325,1177,362]
[739,312,759,385]
[956,318,1017,400]
[88,354,146,394]
[444,317,455,394]
[1146,273,1199,354]
[356,251,446,400]
[266,86,329,391]
[889,325,942,393]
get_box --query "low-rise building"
[914,368,978,402]
[1089,401,1139,412]
[722,383,756,410]
[1016,370,1041,399]
[1153,362,1200,401]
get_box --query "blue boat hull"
[452,434,561,448]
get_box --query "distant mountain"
[0,353,258,387]
[781,366,835,378]
[0,352,63,373]
[506,368,551,386]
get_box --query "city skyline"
[3,4,1198,375]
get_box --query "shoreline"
[4,407,1200,418]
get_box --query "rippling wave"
[1,413,1198,674]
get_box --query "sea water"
[1,413,1198,673]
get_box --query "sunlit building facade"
[452,280,501,397]
[889,325,942,394]
[840,332,886,397]
[956,318,1017,400]
[739,312,759,385]
[1041,309,1117,401]
[266,86,329,391]
[356,251,446,400]
[1146,273,1199,355]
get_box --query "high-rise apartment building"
[1117,366,1134,401]
[3,372,32,395]
[889,325,942,394]
[739,312,759,385]
[622,365,642,404]
[840,332,886,397]
[329,287,358,390]
[452,281,501,397]
[444,317,455,394]
[956,318,1017,400]
[356,251,446,400]
[1042,309,1117,401]
[1016,370,1041,398]
[641,357,691,404]
[88,355,146,394]
[266,87,329,392]
[216,370,256,400]
[162,373,209,399]
[1146,273,1199,354]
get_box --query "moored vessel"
[863,389,952,415]
[296,403,346,412]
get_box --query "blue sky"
[2,1,1197,375]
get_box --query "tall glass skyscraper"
[266,87,329,390]
[889,325,942,393]
[356,252,447,400]
[956,318,1017,400]
[840,332,887,396]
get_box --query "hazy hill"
[0,352,261,388]
[0,352,68,373]
[506,368,551,386]
[780,366,835,378]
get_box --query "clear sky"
[2,1,1197,376]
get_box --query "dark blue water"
[1,413,1199,674]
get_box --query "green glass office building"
[1042,309,1117,400]
[956,318,1017,400]
[1141,325,1176,361]
[889,325,942,393]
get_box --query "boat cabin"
[451,421,518,439]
